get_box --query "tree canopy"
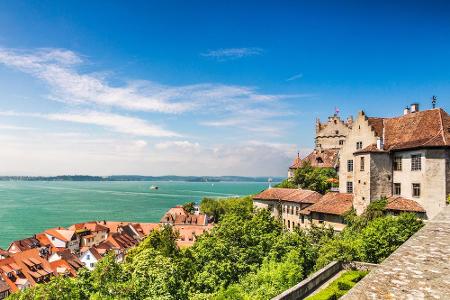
[7,196,423,300]
[277,162,338,194]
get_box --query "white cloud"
[0,47,289,116]
[286,73,303,81]
[0,132,302,176]
[0,110,180,137]
[155,140,200,151]
[201,47,263,60]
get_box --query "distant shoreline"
[0,175,283,183]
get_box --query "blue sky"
[0,1,449,176]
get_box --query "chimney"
[376,137,384,150]
[403,106,410,115]
[346,116,353,127]
[410,103,419,113]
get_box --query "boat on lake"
[149,185,159,190]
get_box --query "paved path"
[343,206,450,299]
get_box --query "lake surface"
[0,181,270,248]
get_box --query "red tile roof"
[44,228,76,242]
[300,192,353,216]
[290,148,339,169]
[253,188,323,204]
[367,117,385,137]
[366,108,450,151]
[354,143,387,154]
[385,196,426,213]
[69,222,109,233]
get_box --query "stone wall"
[392,148,448,219]
[339,112,378,199]
[342,206,450,299]
[369,153,392,201]
[315,115,351,150]
[272,261,342,300]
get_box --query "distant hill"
[0,175,284,182]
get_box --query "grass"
[305,270,368,300]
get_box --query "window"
[301,215,304,223]
[347,160,353,172]
[346,181,353,193]
[288,220,291,228]
[90,263,94,268]
[356,141,363,149]
[339,140,344,145]
[335,130,339,134]
[360,157,365,171]
[393,157,402,171]
[412,183,421,197]
[86,254,90,260]
[411,154,422,171]
[394,183,401,195]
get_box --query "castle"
[255,103,450,231]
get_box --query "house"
[69,222,109,248]
[339,104,450,218]
[44,227,80,253]
[161,206,209,226]
[288,114,352,177]
[299,192,353,231]
[174,224,214,248]
[7,237,41,254]
[79,248,102,271]
[0,248,56,292]
[0,280,9,299]
[48,249,84,276]
[0,250,10,260]
[253,188,323,231]
[104,232,138,262]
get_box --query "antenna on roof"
[432,95,437,109]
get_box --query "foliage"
[127,224,179,259]
[199,196,253,222]
[362,198,387,221]
[315,213,423,268]
[275,179,297,189]
[305,270,368,300]
[183,201,196,214]
[276,163,338,194]
[188,209,282,293]
[214,250,305,300]
[7,197,423,300]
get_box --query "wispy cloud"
[286,73,303,81]
[48,111,180,137]
[155,140,200,151]
[0,110,180,137]
[201,47,263,61]
[0,47,288,116]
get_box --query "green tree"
[199,196,253,222]
[189,209,282,293]
[277,162,338,193]
[183,201,195,214]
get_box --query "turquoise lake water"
[0,181,270,248]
